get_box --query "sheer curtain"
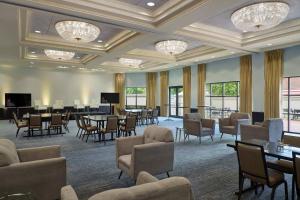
[240,55,252,114]
[160,71,169,116]
[146,72,157,109]
[115,73,125,112]
[183,66,191,115]
[198,64,206,116]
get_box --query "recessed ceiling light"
[57,66,69,69]
[267,43,273,46]
[211,56,215,58]
[243,30,248,33]
[97,40,103,43]
[71,66,76,68]
[79,67,85,70]
[230,51,235,54]
[35,30,41,33]
[146,2,155,7]
[76,56,80,59]
[30,61,34,64]
[31,51,36,54]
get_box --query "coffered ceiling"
[1,0,300,73]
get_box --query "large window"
[282,77,300,133]
[205,81,240,119]
[125,87,146,108]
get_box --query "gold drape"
[264,50,283,120]
[183,66,191,114]
[160,71,169,116]
[197,64,206,116]
[240,55,252,114]
[114,73,125,113]
[146,72,157,109]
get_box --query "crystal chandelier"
[44,49,75,60]
[155,40,188,55]
[55,21,100,43]
[231,2,289,32]
[119,58,143,68]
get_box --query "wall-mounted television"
[101,93,119,104]
[5,93,31,107]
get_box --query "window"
[205,81,240,119]
[125,87,146,108]
[282,77,300,133]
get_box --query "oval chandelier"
[119,58,143,68]
[55,20,100,43]
[155,40,188,55]
[44,49,75,60]
[231,2,289,32]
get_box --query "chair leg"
[134,130,136,136]
[86,133,90,143]
[76,128,80,137]
[210,134,214,142]
[271,186,277,200]
[284,180,288,200]
[16,128,20,137]
[292,175,295,200]
[238,173,244,200]
[118,171,123,179]
[220,133,224,140]
[166,172,170,177]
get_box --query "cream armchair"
[240,118,283,142]
[116,126,174,180]
[183,113,215,143]
[61,171,194,200]
[219,112,251,140]
[0,139,66,200]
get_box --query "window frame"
[125,87,146,109]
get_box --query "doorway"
[169,86,183,117]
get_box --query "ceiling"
[0,0,300,73]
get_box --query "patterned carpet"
[0,118,292,200]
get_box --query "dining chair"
[48,113,63,134]
[12,112,28,137]
[29,114,42,136]
[75,115,84,137]
[293,151,300,199]
[141,109,148,125]
[150,109,159,124]
[80,116,97,142]
[236,141,288,200]
[99,116,118,144]
[119,116,137,137]
[62,111,71,132]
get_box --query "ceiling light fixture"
[55,21,100,43]
[231,2,289,32]
[119,58,143,68]
[97,40,103,43]
[31,51,36,54]
[35,30,41,33]
[44,49,75,60]
[147,2,155,7]
[57,66,69,69]
[267,43,273,46]
[155,40,188,55]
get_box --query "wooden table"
[83,115,126,128]
[23,113,66,121]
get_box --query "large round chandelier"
[231,2,289,32]
[155,40,188,55]
[119,58,143,68]
[55,21,100,43]
[44,49,75,60]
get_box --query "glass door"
[169,86,183,117]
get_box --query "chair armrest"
[17,145,61,162]
[0,157,66,197]
[136,171,159,185]
[235,119,251,134]
[61,185,79,200]
[201,119,215,128]
[116,136,144,159]
[219,118,230,132]
[184,119,201,134]
[240,125,269,141]
[131,142,174,179]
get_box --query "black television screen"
[5,93,31,107]
[101,93,119,104]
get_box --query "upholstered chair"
[183,113,215,143]
[12,112,28,137]
[219,112,251,140]
[116,126,174,180]
[0,139,66,200]
[61,171,194,200]
[240,118,283,142]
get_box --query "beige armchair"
[61,171,194,200]
[116,126,174,180]
[0,139,66,200]
[219,112,251,140]
[183,113,215,143]
[240,118,283,142]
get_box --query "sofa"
[183,113,215,143]
[219,112,251,140]
[0,139,66,200]
[240,118,283,142]
[116,125,174,180]
[61,171,194,200]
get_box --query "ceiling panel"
[118,0,170,11]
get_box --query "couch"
[183,113,215,143]
[240,118,283,142]
[0,139,66,200]
[116,125,174,180]
[219,112,251,140]
[61,171,194,200]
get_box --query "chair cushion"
[118,154,131,169]
[244,169,284,186]
[0,139,20,167]
[144,126,173,143]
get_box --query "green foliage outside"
[207,82,239,96]
[224,82,238,96]
[126,87,146,95]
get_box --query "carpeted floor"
[0,118,292,200]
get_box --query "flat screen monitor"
[101,93,119,104]
[5,93,31,107]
